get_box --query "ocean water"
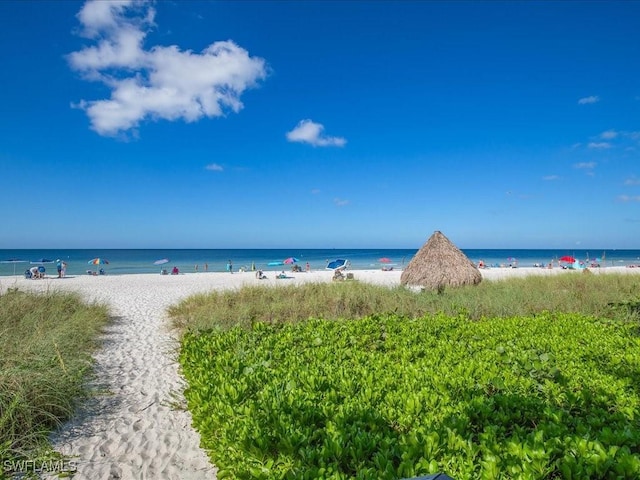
[1,248,639,277]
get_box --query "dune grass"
[0,288,109,469]
[168,272,640,332]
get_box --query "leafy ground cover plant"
[180,312,640,479]
[0,289,109,474]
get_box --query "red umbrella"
[379,257,392,263]
[559,256,576,263]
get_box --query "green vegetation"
[170,274,640,479]
[0,288,109,473]
[169,273,640,331]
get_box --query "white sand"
[1,266,638,479]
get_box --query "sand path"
[35,275,223,480]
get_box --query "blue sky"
[1,1,639,249]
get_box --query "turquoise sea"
[1,248,640,277]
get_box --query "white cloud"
[624,177,640,185]
[311,188,321,194]
[574,162,596,169]
[333,198,349,206]
[600,130,618,140]
[205,163,224,171]
[286,120,346,147]
[587,142,611,149]
[68,0,267,137]
[76,0,151,38]
[618,195,640,202]
[543,175,560,181]
[578,95,600,105]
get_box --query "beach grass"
[168,272,640,332]
[0,288,109,470]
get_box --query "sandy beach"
[1,266,639,479]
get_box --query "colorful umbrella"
[88,258,109,265]
[559,256,576,263]
[379,257,392,263]
[153,258,169,265]
[283,257,299,264]
[268,261,284,266]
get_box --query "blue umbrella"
[1,258,27,275]
[154,258,169,265]
[268,261,284,266]
[326,259,348,270]
[30,258,54,264]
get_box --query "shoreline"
[2,247,640,278]
[3,266,639,479]
[3,264,640,285]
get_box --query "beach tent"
[400,230,482,291]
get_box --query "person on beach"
[227,260,233,273]
[306,262,310,272]
[205,263,208,272]
[56,259,62,278]
[172,266,179,275]
[61,261,67,277]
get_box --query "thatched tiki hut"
[401,231,482,291]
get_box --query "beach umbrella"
[1,258,27,275]
[326,259,348,270]
[559,255,576,263]
[88,258,109,265]
[379,257,392,263]
[268,261,284,266]
[400,230,482,291]
[30,258,54,264]
[283,257,299,264]
[153,258,169,265]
